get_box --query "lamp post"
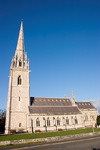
[91,118,94,134]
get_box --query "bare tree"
[0,109,6,134]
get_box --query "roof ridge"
[76,101,91,103]
[30,106,77,107]
[31,97,70,99]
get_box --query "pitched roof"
[29,97,81,115]
[30,97,72,106]
[75,102,96,110]
[29,106,81,115]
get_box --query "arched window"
[19,123,21,127]
[18,76,21,85]
[19,97,20,101]
[36,118,40,127]
[75,116,78,124]
[57,117,60,126]
[19,61,22,67]
[66,117,69,125]
[47,118,50,126]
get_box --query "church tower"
[5,21,30,134]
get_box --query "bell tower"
[5,21,30,134]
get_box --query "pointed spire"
[12,20,28,69]
[16,20,24,52]
[72,89,75,105]
[64,93,66,98]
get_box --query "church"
[5,21,98,134]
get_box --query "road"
[1,135,100,150]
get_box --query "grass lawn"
[0,128,100,142]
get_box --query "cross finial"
[72,89,75,105]
[72,89,75,100]
[64,93,66,98]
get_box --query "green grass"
[0,128,100,142]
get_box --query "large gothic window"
[47,118,50,126]
[57,117,60,126]
[18,76,22,85]
[36,118,40,127]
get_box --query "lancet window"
[75,117,78,124]
[36,118,40,127]
[47,118,50,126]
[57,117,60,126]
[18,76,22,85]
[19,61,22,67]
[66,117,69,125]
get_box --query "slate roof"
[75,102,97,110]
[29,97,81,115]
[29,106,81,115]
[30,97,72,106]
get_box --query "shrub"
[97,115,100,126]
[0,109,6,133]
[35,130,41,133]
[58,128,62,131]
[10,129,16,133]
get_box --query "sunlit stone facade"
[5,22,98,134]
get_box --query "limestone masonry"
[5,21,98,134]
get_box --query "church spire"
[72,89,75,106]
[11,21,29,69]
[16,20,24,52]
[5,21,30,134]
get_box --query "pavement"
[0,134,100,150]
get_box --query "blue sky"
[0,0,100,113]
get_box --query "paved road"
[1,135,100,150]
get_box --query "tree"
[97,115,100,126]
[0,109,6,133]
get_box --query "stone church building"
[5,21,98,134]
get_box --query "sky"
[0,0,100,113]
